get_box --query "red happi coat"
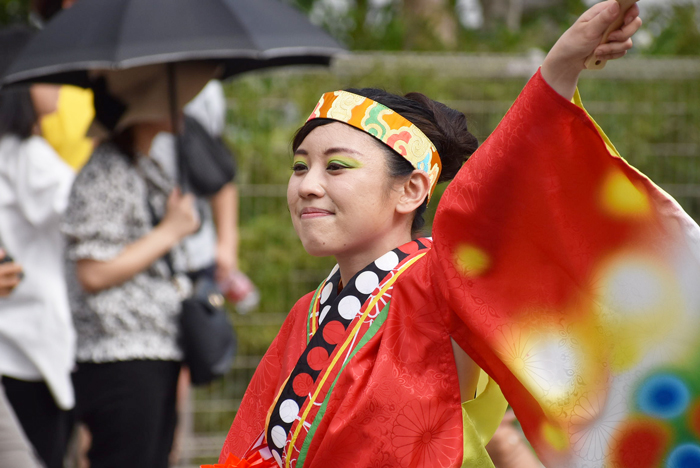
[221,70,700,468]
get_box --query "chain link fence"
[176,53,700,466]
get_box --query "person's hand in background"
[0,249,23,297]
[486,410,543,468]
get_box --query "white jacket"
[0,135,76,410]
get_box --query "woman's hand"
[76,189,199,294]
[160,188,200,242]
[542,0,642,100]
[0,250,23,297]
[485,410,542,468]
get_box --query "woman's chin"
[298,236,339,258]
[301,243,335,258]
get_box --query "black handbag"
[179,273,237,385]
[147,199,237,386]
[177,115,236,196]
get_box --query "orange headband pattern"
[307,90,442,201]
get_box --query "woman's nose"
[298,167,325,198]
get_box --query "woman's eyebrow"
[323,147,361,156]
[294,147,362,156]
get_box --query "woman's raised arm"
[541,0,641,100]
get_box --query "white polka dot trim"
[327,264,339,279]
[375,251,399,271]
[319,305,331,324]
[271,425,287,449]
[338,295,361,320]
[272,449,283,467]
[279,399,300,424]
[355,271,380,294]
[320,282,333,304]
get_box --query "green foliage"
[643,3,700,56]
[276,0,700,56]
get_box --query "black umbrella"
[2,0,345,87]
[1,0,345,190]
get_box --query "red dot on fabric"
[322,320,346,345]
[612,419,669,468]
[292,373,314,397]
[398,242,418,254]
[306,346,330,371]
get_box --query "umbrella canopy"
[2,0,345,87]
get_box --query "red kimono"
[220,70,700,468]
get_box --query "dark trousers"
[2,376,73,468]
[73,360,181,468]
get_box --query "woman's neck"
[132,122,170,156]
[335,230,413,286]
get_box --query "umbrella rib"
[114,0,141,66]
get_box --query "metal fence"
[176,53,700,466]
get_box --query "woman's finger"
[596,38,634,56]
[624,2,641,24]
[608,16,643,42]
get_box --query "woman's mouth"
[300,207,334,219]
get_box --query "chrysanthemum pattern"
[391,399,462,468]
[494,325,578,405]
[569,388,628,463]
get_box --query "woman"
[0,26,76,468]
[62,63,212,468]
[218,3,697,468]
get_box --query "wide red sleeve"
[431,69,700,467]
[219,292,314,463]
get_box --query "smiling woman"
[213,3,700,468]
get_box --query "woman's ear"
[396,170,430,215]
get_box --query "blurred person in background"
[30,0,95,173]
[0,251,42,468]
[150,79,245,465]
[0,25,76,468]
[61,62,213,468]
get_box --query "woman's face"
[288,122,405,260]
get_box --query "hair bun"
[403,92,478,182]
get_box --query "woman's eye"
[327,162,348,171]
[291,162,308,172]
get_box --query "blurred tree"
[402,0,458,49]
[283,0,589,52]
[0,0,29,25]
[643,2,700,56]
[480,0,563,31]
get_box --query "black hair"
[292,88,479,235]
[31,0,63,22]
[0,86,37,141]
[109,126,136,161]
[0,25,38,141]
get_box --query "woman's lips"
[300,207,334,219]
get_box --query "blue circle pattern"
[666,443,700,468]
[637,374,690,419]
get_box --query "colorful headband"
[307,90,442,201]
